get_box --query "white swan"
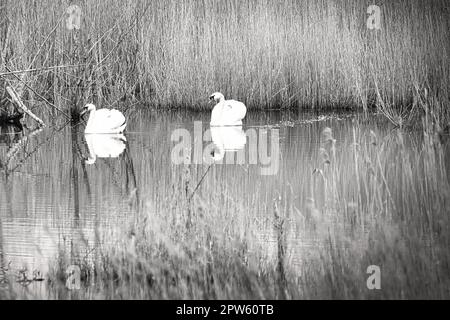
[210,126,246,162]
[209,92,247,126]
[84,133,127,165]
[81,104,126,134]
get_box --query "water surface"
[0,109,406,294]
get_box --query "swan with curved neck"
[80,103,126,134]
[209,92,247,126]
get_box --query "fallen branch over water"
[4,66,71,120]
[5,86,45,127]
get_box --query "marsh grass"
[1,0,449,114]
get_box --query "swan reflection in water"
[210,126,246,162]
[84,134,127,164]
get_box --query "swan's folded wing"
[226,100,247,121]
[97,109,126,130]
[235,101,247,120]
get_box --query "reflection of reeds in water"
[0,115,139,297]
[2,107,450,299]
[60,124,450,298]
[0,217,7,291]
[273,198,287,299]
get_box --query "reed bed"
[1,0,449,113]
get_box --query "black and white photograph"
[0,0,450,306]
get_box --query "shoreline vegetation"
[0,1,449,118]
[1,0,450,299]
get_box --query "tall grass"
[1,0,449,112]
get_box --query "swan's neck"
[85,109,96,132]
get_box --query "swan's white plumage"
[210,126,246,161]
[84,134,127,164]
[209,93,247,126]
[82,104,126,134]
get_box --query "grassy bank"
[1,0,449,113]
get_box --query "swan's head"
[85,155,96,165]
[209,92,225,104]
[80,103,96,116]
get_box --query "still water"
[0,109,394,291]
